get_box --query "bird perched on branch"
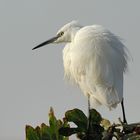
[33,21,129,123]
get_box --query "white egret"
[33,21,128,123]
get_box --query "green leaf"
[49,107,59,140]
[35,126,41,139]
[59,127,80,136]
[26,125,40,140]
[89,109,102,124]
[65,108,87,131]
[57,120,69,140]
[40,123,52,140]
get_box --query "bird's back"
[63,25,128,109]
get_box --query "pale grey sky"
[0,0,140,140]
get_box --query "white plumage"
[33,21,128,110]
[61,21,128,110]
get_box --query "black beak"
[32,36,59,50]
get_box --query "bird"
[32,21,128,123]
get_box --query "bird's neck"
[71,26,82,41]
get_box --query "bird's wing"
[70,25,128,108]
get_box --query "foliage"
[26,108,140,140]
[59,108,104,140]
[26,107,69,140]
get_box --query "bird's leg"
[87,93,91,138]
[121,98,127,124]
[88,93,91,117]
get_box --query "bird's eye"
[59,32,64,36]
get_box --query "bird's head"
[32,21,82,50]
